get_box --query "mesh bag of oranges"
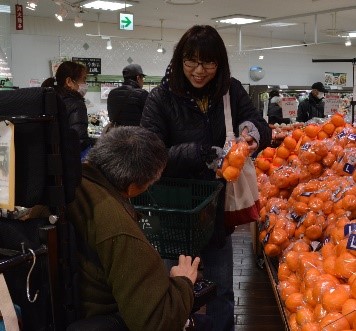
[216,133,249,182]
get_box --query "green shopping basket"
[131,177,223,259]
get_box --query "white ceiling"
[10,0,356,47]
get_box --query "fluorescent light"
[349,32,356,38]
[345,37,352,47]
[261,22,298,28]
[214,14,264,25]
[0,5,11,13]
[74,15,83,27]
[157,43,163,53]
[106,39,112,50]
[28,0,38,9]
[83,0,132,11]
[259,54,264,60]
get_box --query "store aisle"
[232,224,286,331]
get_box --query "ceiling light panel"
[261,22,298,28]
[0,5,11,13]
[214,15,265,25]
[82,1,132,11]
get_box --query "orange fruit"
[314,303,327,322]
[228,152,245,169]
[294,201,309,215]
[285,250,300,272]
[342,194,356,211]
[341,298,356,324]
[284,136,297,151]
[292,128,304,141]
[301,135,312,145]
[320,312,350,330]
[285,292,304,313]
[262,146,275,159]
[305,124,320,138]
[308,162,323,176]
[255,157,271,171]
[322,152,337,168]
[331,113,346,127]
[304,267,322,288]
[301,322,320,331]
[308,197,324,212]
[323,122,336,135]
[335,252,356,279]
[279,280,299,301]
[269,228,288,246]
[276,145,290,159]
[278,263,292,281]
[318,130,330,140]
[295,306,314,326]
[272,156,286,167]
[322,284,350,312]
[305,224,323,240]
[222,166,240,181]
[321,242,336,259]
[263,243,281,257]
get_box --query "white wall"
[10,15,356,88]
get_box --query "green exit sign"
[120,13,133,31]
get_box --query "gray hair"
[87,126,168,192]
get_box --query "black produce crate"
[132,177,223,259]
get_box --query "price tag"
[324,94,341,116]
[343,163,355,174]
[281,97,298,118]
[347,234,356,251]
[344,223,356,236]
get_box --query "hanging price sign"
[281,97,298,118]
[324,94,341,116]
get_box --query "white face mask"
[317,92,324,99]
[78,83,88,97]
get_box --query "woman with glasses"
[141,25,271,331]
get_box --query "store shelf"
[263,252,290,331]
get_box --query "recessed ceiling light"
[261,22,298,28]
[82,0,132,11]
[0,5,11,13]
[214,14,264,25]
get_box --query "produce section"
[255,114,356,330]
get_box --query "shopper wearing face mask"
[296,82,328,122]
[42,61,94,157]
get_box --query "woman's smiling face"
[183,57,217,89]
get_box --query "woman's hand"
[170,255,201,284]
[240,127,258,154]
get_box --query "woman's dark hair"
[169,25,231,101]
[87,126,168,192]
[41,61,87,96]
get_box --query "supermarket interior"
[2,0,356,330]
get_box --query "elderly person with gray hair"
[67,126,201,331]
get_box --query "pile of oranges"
[216,139,249,181]
[255,114,356,330]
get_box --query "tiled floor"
[232,223,286,331]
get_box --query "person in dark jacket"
[42,61,94,156]
[296,81,328,122]
[141,25,271,331]
[106,64,149,128]
[267,89,291,125]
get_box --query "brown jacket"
[66,163,194,331]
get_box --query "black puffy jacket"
[296,93,325,122]
[61,90,93,151]
[141,78,271,180]
[107,79,149,126]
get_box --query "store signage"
[72,57,101,75]
[15,4,23,30]
[281,97,298,118]
[325,72,347,87]
[324,94,340,116]
[120,13,133,30]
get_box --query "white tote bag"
[222,92,260,230]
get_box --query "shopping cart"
[132,177,223,260]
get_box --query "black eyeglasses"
[183,60,217,70]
